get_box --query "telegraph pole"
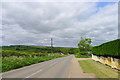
[51,38,53,53]
[51,38,53,48]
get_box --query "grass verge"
[2,55,68,72]
[78,60,119,78]
[75,55,91,58]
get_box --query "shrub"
[2,55,68,72]
[91,39,119,58]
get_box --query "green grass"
[2,45,70,72]
[79,60,119,78]
[75,55,91,58]
[2,55,68,72]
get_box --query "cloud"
[2,2,118,47]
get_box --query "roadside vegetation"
[91,39,120,71]
[2,45,77,72]
[2,55,67,72]
[75,37,92,58]
[75,53,91,58]
[79,60,118,78]
[92,39,119,58]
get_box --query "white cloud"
[2,2,118,47]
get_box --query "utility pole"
[51,38,53,53]
[51,38,53,48]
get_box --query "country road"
[2,55,73,78]
[2,55,94,79]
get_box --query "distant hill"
[2,45,78,54]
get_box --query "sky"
[1,1,118,47]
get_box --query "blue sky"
[97,2,116,8]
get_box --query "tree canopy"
[78,37,92,55]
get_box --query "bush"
[75,54,91,58]
[2,55,68,72]
[75,53,91,58]
[2,50,50,57]
[91,39,119,58]
[79,52,89,55]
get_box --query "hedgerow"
[91,39,119,58]
[2,50,50,57]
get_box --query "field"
[2,45,77,54]
[79,60,119,78]
[1,45,77,72]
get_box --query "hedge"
[2,50,50,57]
[91,39,119,58]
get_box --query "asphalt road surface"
[2,55,73,78]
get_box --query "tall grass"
[2,55,68,72]
[2,46,69,72]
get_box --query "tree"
[69,48,79,54]
[78,37,92,55]
[60,47,69,54]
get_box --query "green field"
[79,60,119,78]
[2,45,77,54]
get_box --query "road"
[2,55,73,78]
